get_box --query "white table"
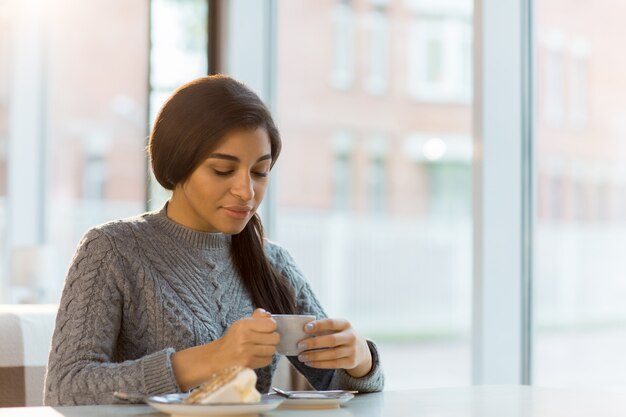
[3,386,626,417]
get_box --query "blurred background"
[1,0,626,390]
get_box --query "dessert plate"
[146,393,284,416]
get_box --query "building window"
[568,39,590,129]
[82,156,106,200]
[364,6,390,95]
[543,31,566,127]
[367,134,388,213]
[332,130,354,211]
[426,161,471,219]
[331,0,355,90]
[408,15,471,103]
[542,31,591,130]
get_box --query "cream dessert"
[184,366,261,404]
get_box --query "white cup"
[272,314,316,356]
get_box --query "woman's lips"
[222,207,252,220]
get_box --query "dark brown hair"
[149,75,296,314]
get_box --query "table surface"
[3,385,626,417]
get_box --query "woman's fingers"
[243,316,277,333]
[304,318,349,335]
[244,330,280,346]
[298,329,356,351]
[298,346,351,363]
[301,357,355,369]
[252,344,277,358]
[252,308,272,318]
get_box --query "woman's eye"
[212,168,268,177]
[213,169,234,176]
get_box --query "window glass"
[408,12,471,103]
[364,7,390,95]
[331,0,356,90]
[275,0,473,389]
[0,0,207,303]
[534,0,626,387]
[0,0,150,303]
[148,0,208,209]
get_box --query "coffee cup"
[272,314,316,356]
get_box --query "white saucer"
[147,393,284,417]
[269,391,355,409]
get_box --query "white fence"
[277,211,626,339]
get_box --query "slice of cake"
[184,366,261,404]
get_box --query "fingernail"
[305,362,313,367]
[297,342,308,350]
[305,323,314,331]
[298,354,308,362]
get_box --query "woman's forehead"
[207,127,271,159]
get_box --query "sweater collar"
[149,203,231,250]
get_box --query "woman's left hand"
[296,318,373,378]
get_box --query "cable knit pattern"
[44,205,384,405]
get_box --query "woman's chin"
[218,222,249,235]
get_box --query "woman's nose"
[230,173,254,201]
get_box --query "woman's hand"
[296,318,372,378]
[214,308,279,369]
[171,308,278,390]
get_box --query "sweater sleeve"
[44,228,179,406]
[265,241,384,393]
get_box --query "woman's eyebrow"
[206,153,272,163]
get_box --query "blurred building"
[276,0,472,219]
[0,0,625,331]
[2,0,626,391]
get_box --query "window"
[0,0,208,303]
[148,0,208,209]
[540,31,591,130]
[408,13,471,103]
[364,7,390,95]
[331,0,356,90]
[0,0,151,303]
[568,39,590,129]
[332,130,355,211]
[542,31,566,126]
[366,134,388,213]
[534,0,626,388]
[403,134,472,219]
[276,0,473,389]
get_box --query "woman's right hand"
[171,308,279,390]
[213,308,279,369]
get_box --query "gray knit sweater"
[44,205,384,405]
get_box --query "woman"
[44,75,384,405]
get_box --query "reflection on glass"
[534,0,626,388]
[276,0,472,389]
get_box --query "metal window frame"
[472,0,533,384]
[4,3,48,301]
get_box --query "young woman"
[44,75,384,405]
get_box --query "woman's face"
[168,127,272,234]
